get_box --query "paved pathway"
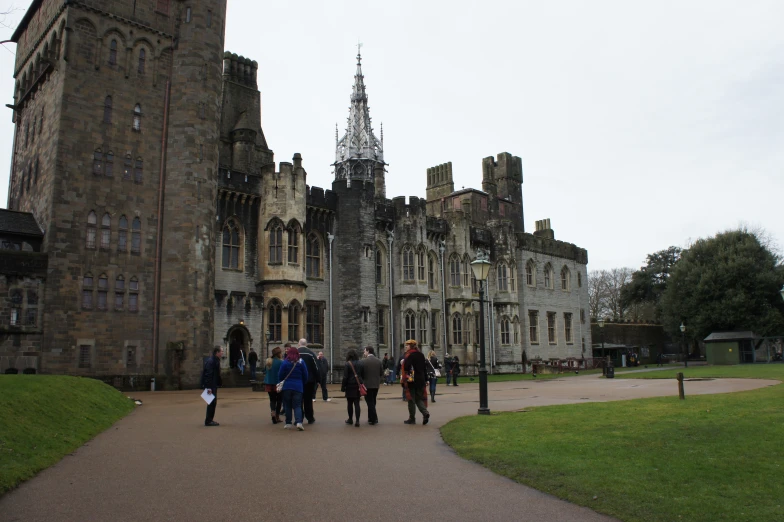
[2,374,777,521]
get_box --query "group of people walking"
[201,338,459,429]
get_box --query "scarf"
[402,348,428,408]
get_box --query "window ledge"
[221,267,243,272]
[306,277,324,281]
[268,262,282,266]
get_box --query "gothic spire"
[334,46,384,179]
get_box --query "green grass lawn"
[0,375,135,494]
[616,363,784,380]
[435,367,635,385]
[442,368,784,522]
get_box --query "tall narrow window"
[402,246,414,280]
[578,271,582,288]
[118,215,128,251]
[465,315,472,345]
[513,318,519,344]
[185,6,192,22]
[222,219,241,269]
[78,345,91,369]
[431,310,438,346]
[138,48,146,74]
[100,213,111,249]
[419,311,428,344]
[510,265,516,291]
[526,260,535,286]
[26,290,38,326]
[561,266,570,291]
[269,224,283,264]
[108,39,117,65]
[82,274,94,309]
[206,9,212,27]
[404,310,416,341]
[288,302,300,341]
[377,308,386,345]
[471,271,478,294]
[287,225,299,263]
[581,309,586,324]
[564,313,573,343]
[115,276,125,310]
[501,317,510,344]
[86,211,97,249]
[97,275,108,311]
[103,96,112,123]
[93,149,103,175]
[129,277,139,312]
[376,248,384,285]
[123,154,132,180]
[9,290,22,326]
[462,257,470,287]
[529,310,539,344]
[452,314,462,345]
[134,158,143,183]
[306,233,320,277]
[428,256,435,290]
[547,312,556,343]
[131,217,141,253]
[544,264,553,289]
[105,151,113,177]
[306,303,323,344]
[417,249,425,281]
[449,255,460,286]
[132,104,142,131]
[268,301,282,342]
[497,263,508,291]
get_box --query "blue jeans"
[429,377,437,398]
[385,371,395,385]
[281,389,303,424]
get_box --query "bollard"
[677,372,684,400]
[150,377,156,392]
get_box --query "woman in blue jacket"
[278,345,309,430]
[262,346,283,424]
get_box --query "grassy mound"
[442,380,783,522]
[0,375,135,494]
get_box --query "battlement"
[223,52,258,89]
[427,162,453,187]
[519,231,588,264]
[306,185,338,211]
[392,195,427,218]
[482,152,523,183]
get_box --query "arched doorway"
[225,325,251,369]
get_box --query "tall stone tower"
[332,49,383,355]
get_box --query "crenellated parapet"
[223,52,258,89]
[306,185,338,211]
[518,231,589,264]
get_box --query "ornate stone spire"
[334,46,385,181]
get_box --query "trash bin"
[606,366,615,379]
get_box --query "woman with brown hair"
[262,346,283,423]
[341,349,363,427]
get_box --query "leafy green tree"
[660,229,784,341]
[621,246,682,320]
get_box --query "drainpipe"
[386,229,395,361]
[152,80,171,374]
[439,241,447,353]
[327,232,334,383]
[489,296,496,374]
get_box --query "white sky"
[1,0,782,271]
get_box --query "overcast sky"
[1,0,782,271]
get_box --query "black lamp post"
[680,322,687,368]
[470,255,492,415]
[598,318,605,374]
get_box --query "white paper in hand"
[201,389,215,405]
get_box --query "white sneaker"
[296,423,305,431]
[284,424,292,429]
[326,398,332,402]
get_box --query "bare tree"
[605,267,633,321]
[588,270,608,319]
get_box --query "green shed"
[703,332,757,364]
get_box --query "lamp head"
[470,256,492,282]
[265,329,271,341]
[780,284,784,302]
[598,318,605,328]
[679,322,686,333]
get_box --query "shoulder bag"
[348,362,367,396]
[276,360,298,393]
[427,358,442,378]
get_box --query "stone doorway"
[227,326,250,369]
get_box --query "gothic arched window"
[287,223,299,264]
[526,260,535,286]
[376,246,385,285]
[419,311,428,344]
[449,254,461,287]
[268,222,283,264]
[118,215,128,252]
[222,219,242,269]
[288,301,301,341]
[404,310,416,341]
[131,217,141,253]
[86,211,97,249]
[497,263,509,292]
[561,266,570,291]
[417,248,426,281]
[268,300,282,342]
[544,263,553,289]
[138,48,146,74]
[108,39,117,65]
[501,317,510,345]
[452,313,463,345]
[100,213,111,249]
[132,103,142,131]
[306,233,321,277]
[402,246,414,280]
[428,254,436,290]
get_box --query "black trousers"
[302,382,316,422]
[267,390,282,415]
[365,388,379,422]
[346,397,361,421]
[205,389,217,424]
[453,374,459,386]
[319,375,329,400]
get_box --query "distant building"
[3,0,590,386]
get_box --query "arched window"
[268,300,282,342]
[115,275,125,310]
[93,149,103,175]
[561,266,570,291]
[544,263,553,289]
[428,254,436,290]
[417,248,426,281]
[526,260,535,286]
[452,313,463,345]
[100,213,111,249]
[269,222,283,264]
[419,311,428,344]
[449,254,461,287]
[138,48,146,74]
[500,317,510,345]
[105,151,113,177]
[306,233,321,277]
[513,317,520,344]
[131,217,141,253]
[471,270,478,294]
[222,219,241,269]
[97,274,108,310]
[497,263,508,292]
[132,104,142,131]
[402,246,414,280]
[118,215,128,251]
[86,211,97,249]
[287,223,299,264]
[577,271,582,288]
[465,314,473,344]
[108,39,117,65]
[134,157,143,183]
[103,96,112,123]
[129,276,139,312]
[9,290,22,326]
[82,273,93,309]
[462,256,471,287]
[288,301,301,341]
[404,310,416,341]
[375,247,384,285]
[123,154,132,180]
[509,265,516,291]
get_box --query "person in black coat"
[317,351,331,401]
[403,340,430,425]
[200,347,224,426]
[297,339,320,424]
[341,349,363,427]
[248,348,259,381]
[452,355,461,386]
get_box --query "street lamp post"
[598,318,605,375]
[680,322,687,368]
[470,255,492,416]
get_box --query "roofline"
[11,0,47,43]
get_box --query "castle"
[0,0,591,387]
